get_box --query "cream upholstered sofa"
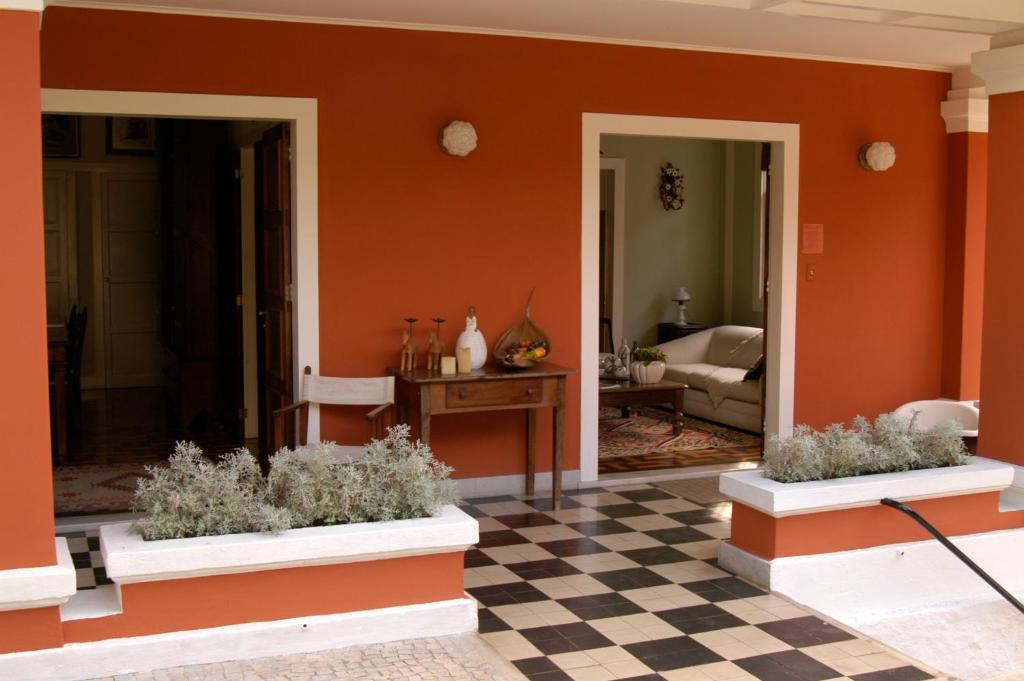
[656,325,764,432]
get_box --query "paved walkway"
[89,634,526,680]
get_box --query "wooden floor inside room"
[599,445,762,474]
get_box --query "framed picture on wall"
[42,115,80,158]
[107,116,157,154]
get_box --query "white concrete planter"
[101,504,479,583]
[719,457,1013,517]
[630,360,666,384]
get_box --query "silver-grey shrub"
[133,442,292,540]
[267,425,458,526]
[764,412,970,483]
[133,425,459,540]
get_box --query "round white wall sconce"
[440,121,477,156]
[859,141,896,171]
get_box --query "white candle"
[440,356,457,376]
[457,347,472,374]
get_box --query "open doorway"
[42,112,295,516]
[596,136,769,476]
[581,114,799,485]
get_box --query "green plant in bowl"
[632,346,666,365]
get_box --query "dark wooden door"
[255,124,294,457]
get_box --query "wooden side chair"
[272,366,396,459]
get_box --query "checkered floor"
[462,485,938,681]
[61,530,112,590]
[57,482,939,681]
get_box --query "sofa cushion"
[666,363,762,405]
[666,363,746,391]
[706,326,764,369]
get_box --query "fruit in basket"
[494,289,552,369]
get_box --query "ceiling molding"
[972,43,1024,95]
[45,0,956,72]
[940,97,988,133]
[0,0,44,11]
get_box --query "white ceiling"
[49,0,1024,71]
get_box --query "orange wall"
[978,92,1024,465]
[940,131,986,401]
[39,8,952,477]
[0,10,56,570]
[0,606,63,654]
[63,551,465,643]
[732,492,1024,559]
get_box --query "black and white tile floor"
[57,482,940,681]
[61,531,112,591]
[462,484,938,681]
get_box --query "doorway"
[580,114,799,484]
[41,90,319,516]
[597,136,769,476]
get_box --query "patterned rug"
[599,407,761,460]
[53,463,163,515]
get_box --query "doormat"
[654,476,731,505]
[53,463,163,515]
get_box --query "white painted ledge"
[1,596,478,681]
[0,0,43,11]
[101,505,478,583]
[0,538,77,612]
[719,457,1013,517]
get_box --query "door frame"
[41,89,322,441]
[580,113,799,483]
[599,157,626,349]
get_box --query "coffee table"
[599,379,687,435]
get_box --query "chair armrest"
[273,400,310,418]
[366,402,395,440]
[273,400,310,451]
[657,328,715,365]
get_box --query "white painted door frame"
[40,89,322,441]
[581,113,799,483]
[599,157,626,349]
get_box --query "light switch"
[806,263,817,281]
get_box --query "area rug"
[53,463,163,515]
[599,406,761,459]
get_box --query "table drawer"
[446,379,543,409]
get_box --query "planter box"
[56,505,478,648]
[718,461,1024,681]
[720,457,1013,518]
[719,457,1024,576]
[101,504,478,583]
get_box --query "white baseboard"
[456,470,581,498]
[718,540,772,588]
[0,597,478,681]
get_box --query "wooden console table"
[391,363,575,509]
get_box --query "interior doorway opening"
[581,114,799,484]
[40,99,312,518]
[596,136,771,476]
